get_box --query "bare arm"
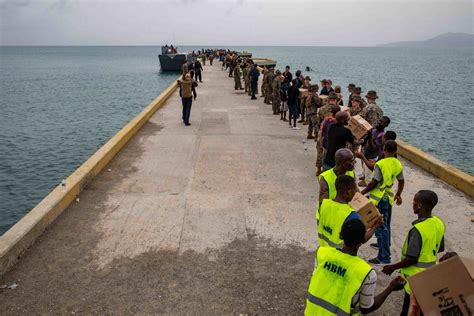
[394,179,404,205]
[319,178,329,205]
[361,179,379,195]
[360,277,405,314]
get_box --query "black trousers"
[400,292,410,316]
[195,71,202,82]
[181,97,192,124]
[251,81,258,98]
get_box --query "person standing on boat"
[194,59,203,83]
[177,73,197,126]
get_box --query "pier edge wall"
[397,140,473,197]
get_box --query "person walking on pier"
[194,59,203,83]
[306,218,405,315]
[299,75,310,124]
[177,73,197,126]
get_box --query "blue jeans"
[182,97,192,124]
[375,196,392,263]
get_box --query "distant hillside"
[377,32,474,48]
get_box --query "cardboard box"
[299,88,309,98]
[348,115,372,140]
[340,106,351,115]
[349,192,381,229]
[409,255,474,316]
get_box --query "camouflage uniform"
[361,102,383,126]
[201,54,206,65]
[306,92,322,138]
[242,66,250,93]
[315,104,332,169]
[261,68,268,98]
[209,54,214,66]
[271,77,282,114]
[264,70,274,104]
[234,64,242,90]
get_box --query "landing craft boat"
[252,57,277,68]
[158,45,192,72]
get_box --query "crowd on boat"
[177,51,455,315]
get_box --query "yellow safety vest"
[368,157,402,206]
[400,216,445,294]
[317,199,354,249]
[319,168,356,200]
[306,247,372,316]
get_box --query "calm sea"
[0,46,472,234]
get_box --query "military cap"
[353,87,362,94]
[352,96,363,103]
[365,90,378,99]
[328,92,338,100]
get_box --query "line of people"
[222,59,449,315]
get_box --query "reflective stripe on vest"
[307,293,351,316]
[319,168,356,200]
[400,216,445,294]
[368,157,402,206]
[317,199,354,249]
[305,247,372,316]
[318,233,343,249]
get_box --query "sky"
[0,0,472,46]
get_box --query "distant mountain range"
[377,32,474,48]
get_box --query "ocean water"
[0,46,472,234]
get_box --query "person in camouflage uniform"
[234,63,243,90]
[306,84,321,139]
[349,95,365,116]
[352,87,367,108]
[271,70,283,115]
[201,53,206,66]
[209,53,214,66]
[361,90,383,126]
[315,97,337,176]
[264,68,274,105]
[242,63,250,94]
[298,75,311,124]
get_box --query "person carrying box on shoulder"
[381,190,445,316]
[361,140,404,265]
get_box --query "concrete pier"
[0,63,472,314]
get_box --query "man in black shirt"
[323,111,356,170]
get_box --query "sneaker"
[368,258,389,265]
[370,243,379,249]
[307,135,315,139]
[293,126,301,130]
[185,123,191,126]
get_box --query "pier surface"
[1,63,473,314]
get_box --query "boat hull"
[158,53,191,71]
